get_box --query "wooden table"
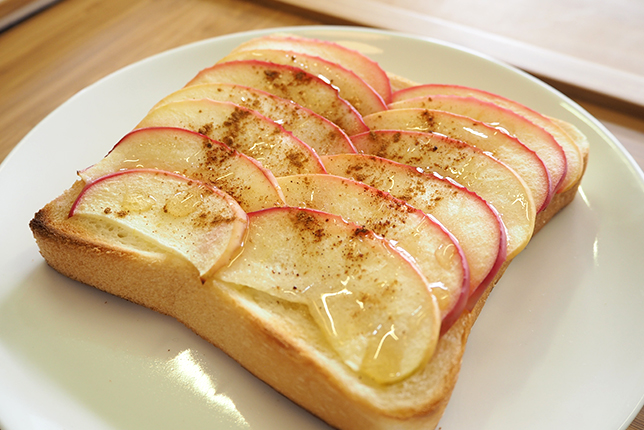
[1,0,643,428]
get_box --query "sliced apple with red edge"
[276,173,469,331]
[79,127,285,212]
[136,99,326,177]
[184,60,368,136]
[321,153,507,309]
[392,84,584,193]
[213,206,439,383]
[361,107,550,214]
[70,169,248,279]
[386,98,557,211]
[230,33,393,103]
[152,83,356,156]
[217,49,387,115]
[351,129,534,259]
[548,115,590,157]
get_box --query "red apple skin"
[350,128,534,259]
[97,127,280,184]
[69,168,248,279]
[387,96,555,212]
[392,83,583,193]
[79,127,286,212]
[231,34,393,103]
[439,237,470,333]
[277,172,470,333]
[321,153,508,307]
[217,49,388,115]
[466,203,507,310]
[360,108,550,215]
[69,168,218,216]
[225,205,441,382]
[151,84,357,156]
[185,60,368,136]
[136,99,327,178]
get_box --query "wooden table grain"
[0,0,642,429]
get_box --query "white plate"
[1,26,644,430]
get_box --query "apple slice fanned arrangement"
[30,33,589,430]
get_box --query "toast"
[30,33,589,430]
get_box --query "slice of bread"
[30,162,583,430]
[30,34,589,430]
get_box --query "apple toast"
[30,33,588,430]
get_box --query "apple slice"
[351,129,534,259]
[70,169,248,279]
[387,97,558,211]
[217,49,387,115]
[214,206,440,383]
[392,84,584,193]
[321,153,507,308]
[184,60,368,136]
[276,173,469,330]
[548,116,590,158]
[152,83,356,155]
[136,99,326,177]
[79,127,285,212]
[362,107,551,213]
[230,34,392,103]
